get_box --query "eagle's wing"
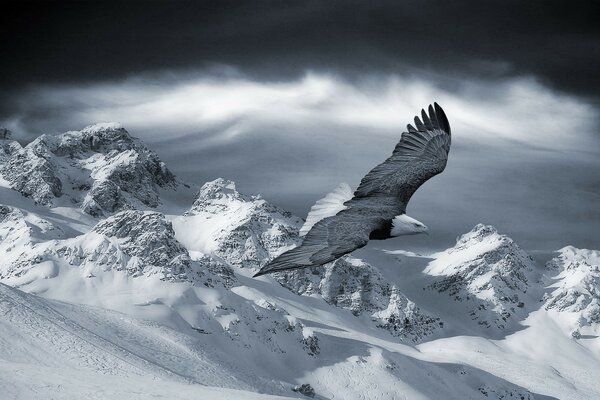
[253,196,400,276]
[354,103,451,205]
[253,103,451,277]
[299,182,353,237]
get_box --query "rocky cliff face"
[176,178,303,269]
[0,128,21,162]
[544,246,600,336]
[0,123,179,216]
[425,224,537,330]
[0,209,191,282]
[275,256,441,342]
[0,123,597,400]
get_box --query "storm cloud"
[2,1,600,98]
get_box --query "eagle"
[254,103,451,277]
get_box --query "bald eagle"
[254,103,451,277]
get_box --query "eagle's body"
[254,103,451,277]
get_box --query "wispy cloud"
[6,71,596,148]
[2,70,598,250]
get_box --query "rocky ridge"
[425,224,537,330]
[544,246,600,336]
[181,178,303,269]
[0,123,179,216]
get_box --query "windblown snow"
[0,124,599,400]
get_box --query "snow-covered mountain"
[544,246,600,338]
[0,123,181,215]
[1,124,599,400]
[173,177,303,269]
[425,224,538,331]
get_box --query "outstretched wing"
[299,182,353,237]
[254,196,400,276]
[354,103,451,205]
[253,103,451,277]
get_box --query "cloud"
[2,1,599,100]
[1,70,598,250]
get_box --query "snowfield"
[1,124,599,399]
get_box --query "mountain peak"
[426,224,536,330]
[197,178,241,200]
[0,123,179,215]
[0,128,21,161]
[456,223,499,246]
[80,122,123,133]
[544,245,600,334]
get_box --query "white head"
[390,214,429,236]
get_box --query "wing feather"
[253,103,452,277]
[354,103,451,204]
[254,196,400,276]
[299,182,353,237]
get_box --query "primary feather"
[254,103,451,277]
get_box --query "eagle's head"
[390,214,429,236]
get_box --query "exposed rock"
[0,128,21,162]
[182,178,303,269]
[2,143,63,205]
[92,210,191,280]
[214,300,316,356]
[193,254,237,289]
[292,383,316,398]
[373,286,442,342]
[276,256,440,342]
[544,246,600,328]
[0,209,190,282]
[425,224,536,330]
[275,256,390,315]
[0,123,178,215]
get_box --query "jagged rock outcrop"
[275,256,390,315]
[544,246,600,334]
[180,178,303,268]
[216,299,319,356]
[0,204,63,249]
[176,178,441,341]
[0,206,240,290]
[91,210,192,280]
[373,286,443,342]
[0,206,32,253]
[177,179,440,341]
[276,256,440,342]
[425,224,536,330]
[0,210,191,282]
[0,123,179,215]
[292,384,316,398]
[0,128,21,161]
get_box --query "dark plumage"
[254,103,451,277]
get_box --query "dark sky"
[1,1,599,251]
[2,0,599,98]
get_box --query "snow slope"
[0,283,298,400]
